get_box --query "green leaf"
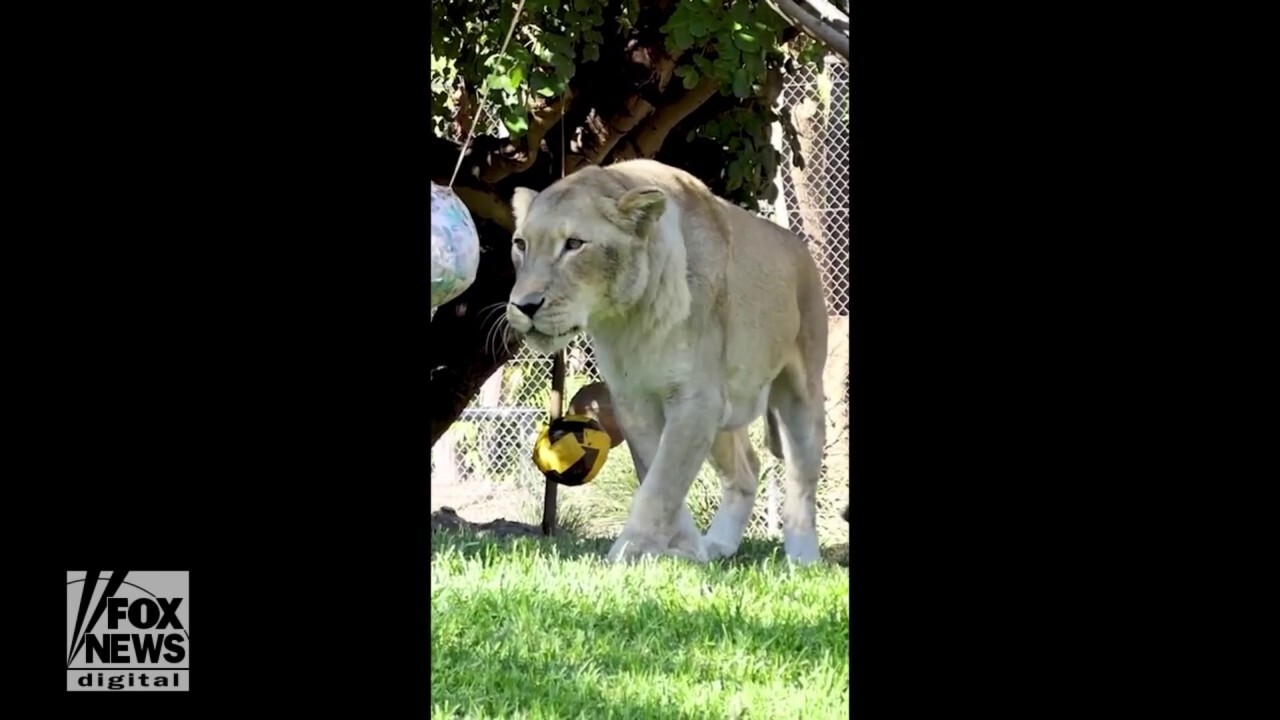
[530,72,560,98]
[726,161,744,192]
[532,40,555,64]
[732,68,751,98]
[503,109,529,136]
[542,32,574,58]
[762,150,777,180]
[552,54,576,79]
[732,29,760,53]
[583,44,600,62]
[682,67,700,90]
[672,24,693,50]
[719,45,740,69]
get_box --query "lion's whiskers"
[477,301,515,359]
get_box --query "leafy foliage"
[431,0,613,138]
[431,0,829,209]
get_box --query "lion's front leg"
[607,390,721,564]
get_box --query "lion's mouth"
[523,325,585,354]
[528,325,583,342]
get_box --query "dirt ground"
[430,505,544,538]
[430,466,546,537]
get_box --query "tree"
[430,0,829,446]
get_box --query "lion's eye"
[565,237,585,251]
[513,238,526,252]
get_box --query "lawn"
[430,531,850,719]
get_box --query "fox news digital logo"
[67,571,189,692]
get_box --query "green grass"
[431,531,849,719]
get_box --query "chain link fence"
[433,56,850,541]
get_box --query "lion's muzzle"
[510,292,545,321]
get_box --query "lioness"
[506,159,828,564]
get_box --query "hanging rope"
[541,90,571,537]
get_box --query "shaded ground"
[431,506,545,538]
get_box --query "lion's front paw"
[703,518,747,560]
[670,523,709,563]
[702,534,740,561]
[607,524,708,564]
[606,528,667,563]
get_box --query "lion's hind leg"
[703,429,761,559]
[769,363,824,565]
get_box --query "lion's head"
[505,167,667,356]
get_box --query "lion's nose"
[511,294,545,319]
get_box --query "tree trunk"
[787,93,833,295]
[429,219,521,448]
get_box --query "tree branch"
[477,91,574,184]
[429,221,521,447]
[451,186,515,232]
[765,0,850,61]
[607,76,721,163]
[563,46,681,173]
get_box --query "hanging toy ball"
[430,181,481,313]
[532,414,613,486]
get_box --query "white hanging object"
[430,182,481,312]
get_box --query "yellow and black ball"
[532,414,612,486]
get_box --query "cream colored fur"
[506,159,828,564]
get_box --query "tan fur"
[506,159,828,564]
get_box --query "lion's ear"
[510,187,539,229]
[614,186,667,236]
